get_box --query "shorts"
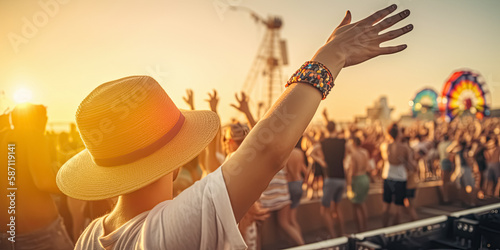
[350,174,370,204]
[322,177,346,207]
[288,181,303,209]
[406,188,416,199]
[0,216,73,250]
[314,162,324,177]
[460,166,475,188]
[486,162,500,183]
[441,159,453,171]
[383,179,407,206]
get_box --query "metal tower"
[231,7,288,115]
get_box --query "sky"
[1,0,499,131]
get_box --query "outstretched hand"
[182,89,195,110]
[205,89,219,113]
[313,4,413,70]
[230,92,251,114]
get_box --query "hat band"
[93,113,185,166]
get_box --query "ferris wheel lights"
[442,97,448,104]
[415,103,422,111]
[470,107,477,114]
[408,100,414,106]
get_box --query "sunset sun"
[13,87,33,104]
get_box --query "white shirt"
[75,168,246,250]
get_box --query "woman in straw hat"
[57,5,412,249]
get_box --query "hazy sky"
[1,0,499,130]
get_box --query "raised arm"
[202,90,223,173]
[230,92,257,129]
[222,4,413,221]
[182,89,195,110]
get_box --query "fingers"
[207,89,218,99]
[337,10,352,28]
[230,104,240,110]
[362,4,397,25]
[374,9,410,32]
[234,93,240,102]
[379,44,407,55]
[378,24,413,42]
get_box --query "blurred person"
[306,130,325,199]
[68,123,84,152]
[284,141,308,244]
[360,133,378,182]
[472,136,487,195]
[202,90,225,171]
[437,134,453,204]
[183,89,223,178]
[484,136,500,197]
[181,89,209,180]
[426,141,440,179]
[448,139,477,207]
[310,121,346,237]
[0,104,73,250]
[413,134,430,180]
[55,5,413,249]
[222,122,249,158]
[259,167,303,245]
[404,137,419,222]
[381,124,416,227]
[346,137,370,232]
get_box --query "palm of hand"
[315,5,413,68]
[231,92,250,113]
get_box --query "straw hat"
[56,76,220,200]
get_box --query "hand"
[205,89,219,113]
[312,5,413,70]
[347,186,355,199]
[230,92,250,114]
[182,89,195,110]
[249,202,270,222]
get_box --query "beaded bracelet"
[285,61,334,100]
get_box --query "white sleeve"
[142,167,247,250]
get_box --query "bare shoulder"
[290,148,304,161]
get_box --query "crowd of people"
[2,90,499,249]
[0,4,498,250]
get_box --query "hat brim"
[56,109,220,201]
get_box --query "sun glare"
[13,88,33,104]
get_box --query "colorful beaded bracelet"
[285,61,334,100]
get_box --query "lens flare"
[13,88,33,104]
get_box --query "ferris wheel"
[439,70,491,121]
[410,88,439,118]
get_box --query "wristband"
[285,61,334,100]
